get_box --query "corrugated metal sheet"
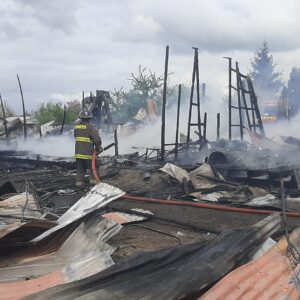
[0,192,42,225]
[32,182,124,242]
[0,271,64,300]
[0,220,54,249]
[159,163,190,183]
[0,216,121,299]
[0,118,21,136]
[25,214,282,300]
[0,223,23,239]
[103,212,147,224]
[200,228,300,300]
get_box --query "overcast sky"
[1,0,300,113]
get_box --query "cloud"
[0,0,299,115]
[114,0,300,52]
[0,0,80,44]
[17,0,80,34]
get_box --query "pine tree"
[287,67,300,116]
[250,41,283,100]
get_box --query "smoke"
[116,88,228,154]
[2,103,299,160]
[264,115,300,140]
[3,135,75,158]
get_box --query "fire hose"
[91,152,300,217]
[92,142,116,184]
[92,150,100,183]
[121,195,300,217]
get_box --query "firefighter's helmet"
[79,110,92,120]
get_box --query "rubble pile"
[1,50,300,299]
[1,129,300,299]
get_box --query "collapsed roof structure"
[1,46,300,299]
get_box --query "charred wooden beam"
[60,104,66,134]
[235,63,244,140]
[175,84,182,159]
[114,128,119,156]
[160,45,169,161]
[0,93,8,139]
[217,113,220,140]
[17,74,27,140]
[223,57,232,140]
[82,91,85,109]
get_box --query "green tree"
[128,65,164,99]
[110,66,176,123]
[34,100,81,125]
[65,100,81,123]
[287,67,300,116]
[250,41,283,100]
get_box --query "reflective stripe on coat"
[74,122,102,160]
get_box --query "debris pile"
[1,136,300,299]
[1,48,300,299]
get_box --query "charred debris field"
[3,101,300,299]
[2,137,300,299]
[1,49,300,299]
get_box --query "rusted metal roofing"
[25,214,281,300]
[0,192,42,224]
[0,271,63,300]
[0,223,23,239]
[103,211,147,224]
[0,220,54,253]
[0,215,121,299]
[200,228,300,300]
[32,182,125,242]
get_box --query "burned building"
[0,46,300,300]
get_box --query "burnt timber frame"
[187,47,206,145]
[224,58,265,140]
[82,90,113,133]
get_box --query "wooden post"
[0,93,8,139]
[160,45,169,161]
[60,105,66,134]
[195,48,201,139]
[203,112,207,140]
[217,113,220,140]
[17,74,27,140]
[82,91,85,109]
[223,57,232,140]
[175,84,182,159]
[114,128,119,156]
[235,62,244,140]
[187,48,197,143]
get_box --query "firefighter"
[74,110,102,188]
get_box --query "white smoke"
[4,135,75,158]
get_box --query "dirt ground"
[110,219,215,262]
[2,158,300,262]
[103,168,183,198]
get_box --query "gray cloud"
[18,0,80,34]
[0,0,80,41]
[0,0,299,113]
[113,0,300,52]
